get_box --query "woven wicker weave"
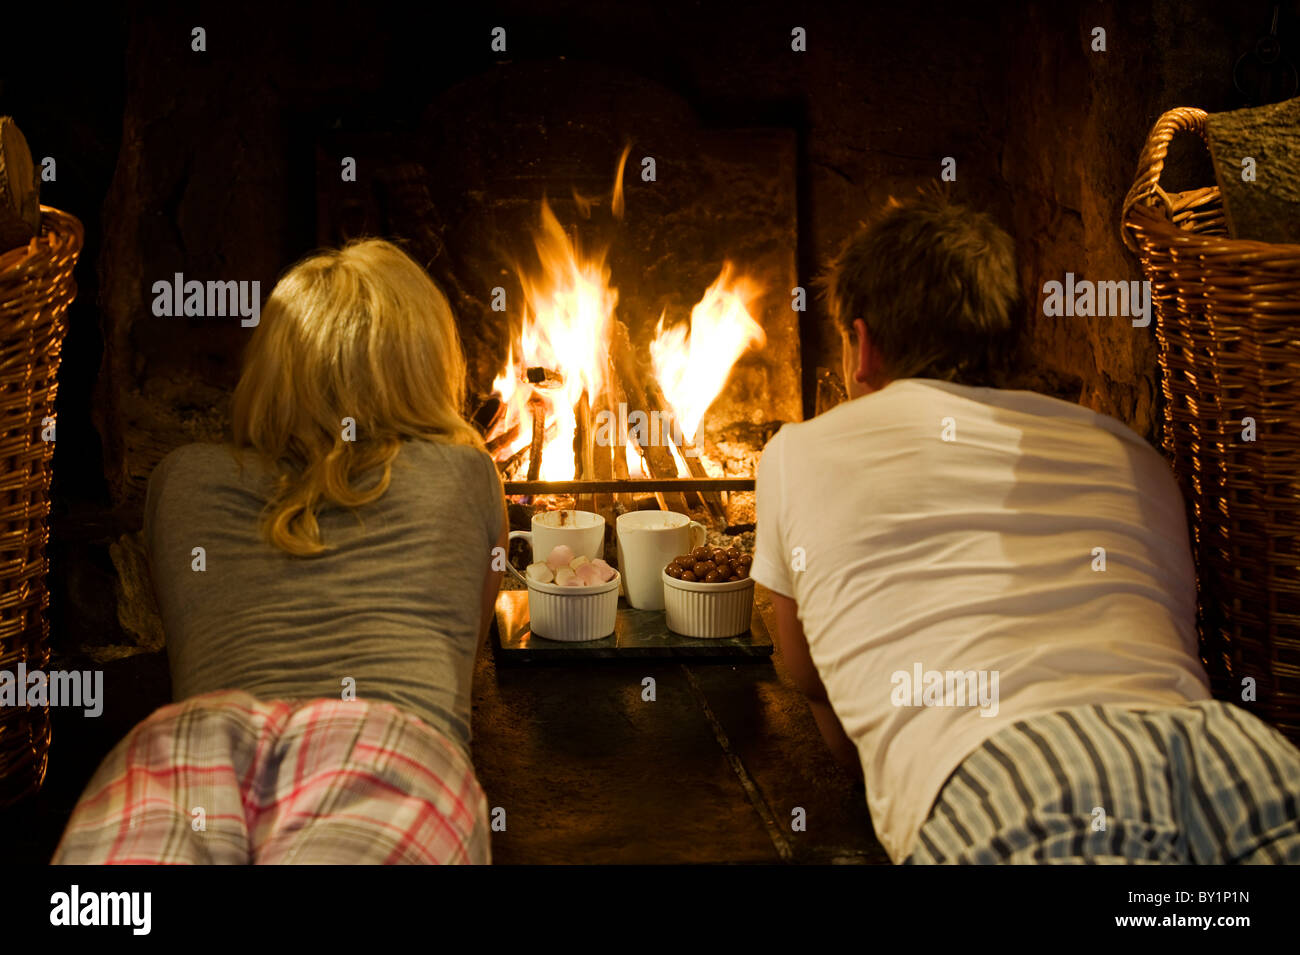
[0,205,82,807]
[1121,106,1300,744]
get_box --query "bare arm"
[769,590,863,783]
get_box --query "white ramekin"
[662,570,755,638]
[526,571,621,642]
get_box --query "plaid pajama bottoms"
[904,699,1300,864]
[52,690,490,865]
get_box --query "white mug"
[507,509,605,586]
[616,511,707,611]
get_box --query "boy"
[751,190,1300,864]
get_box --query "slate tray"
[492,589,773,664]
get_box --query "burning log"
[501,445,528,476]
[610,320,691,515]
[486,423,521,457]
[503,421,556,476]
[526,394,546,482]
[587,383,620,556]
[526,366,565,388]
[503,427,540,476]
[576,389,594,479]
[603,352,636,515]
[574,388,594,514]
[642,376,727,525]
[472,395,505,436]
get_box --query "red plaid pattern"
[52,691,490,864]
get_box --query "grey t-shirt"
[143,438,503,754]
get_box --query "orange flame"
[650,263,766,444]
[490,199,617,481]
[487,159,766,484]
[611,143,631,220]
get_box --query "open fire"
[484,152,767,495]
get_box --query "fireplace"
[314,62,802,550]
[84,0,1177,666]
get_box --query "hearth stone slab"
[492,589,773,663]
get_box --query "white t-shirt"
[750,378,1211,863]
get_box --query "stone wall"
[998,0,1263,440]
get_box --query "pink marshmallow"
[546,544,575,571]
[575,563,601,586]
[590,558,616,582]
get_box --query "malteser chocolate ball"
[726,547,739,561]
[704,572,721,583]
[714,561,731,577]
[736,553,753,567]
[691,546,709,560]
[666,564,683,579]
[681,570,697,582]
[693,560,715,576]
[734,564,749,579]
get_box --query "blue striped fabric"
[904,700,1300,864]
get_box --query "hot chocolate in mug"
[616,511,707,610]
[506,509,605,586]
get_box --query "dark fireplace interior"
[312,79,801,541]
[0,0,1282,864]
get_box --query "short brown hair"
[825,187,1022,388]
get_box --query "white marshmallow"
[526,562,554,584]
[554,567,579,587]
[546,544,575,571]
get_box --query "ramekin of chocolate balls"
[662,545,755,638]
[664,545,753,584]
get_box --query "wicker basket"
[1121,106,1300,744]
[0,205,83,806]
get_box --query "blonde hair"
[230,238,486,557]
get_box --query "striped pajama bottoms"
[52,690,490,865]
[905,699,1300,864]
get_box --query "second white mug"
[616,511,707,611]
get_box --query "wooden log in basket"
[1206,96,1300,244]
[0,117,41,253]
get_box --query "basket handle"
[1120,106,1209,252]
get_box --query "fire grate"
[503,478,754,496]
